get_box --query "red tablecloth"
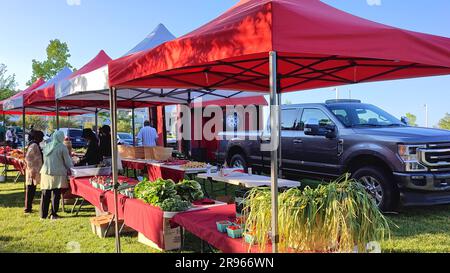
[123,198,165,249]
[121,159,147,170]
[9,157,26,175]
[0,156,26,175]
[69,176,136,219]
[147,163,185,182]
[171,205,266,253]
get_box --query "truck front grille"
[419,143,450,172]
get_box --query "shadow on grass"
[0,236,14,243]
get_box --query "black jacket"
[99,134,112,158]
[78,139,102,166]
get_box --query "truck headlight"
[398,144,427,172]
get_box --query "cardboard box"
[138,216,181,251]
[90,215,115,238]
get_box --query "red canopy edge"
[190,95,267,108]
[109,0,450,92]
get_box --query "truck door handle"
[293,139,303,144]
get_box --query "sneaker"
[24,210,32,214]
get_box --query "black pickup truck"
[218,100,450,211]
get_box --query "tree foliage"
[438,113,450,130]
[405,113,418,127]
[0,63,18,100]
[27,39,74,85]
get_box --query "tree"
[405,113,418,127]
[438,113,450,130]
[48,117,80,132]
[0,63,18,100]
[27,39,74,85]
[117,110,132,133]
[25,116,48,131]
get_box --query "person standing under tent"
[98,125,112,166]
[5,128,13,147]
[77,129,101,166]
[136,120,158,147]
[24,130,44,214]
[39,130,73,220]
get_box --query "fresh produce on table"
[181,161,207,169]
[175,179,204,202]
[134,178,178,207]
[162,159,189,166]
[160,196,190,212]
[10,150,24,160]
[0,146,12,154]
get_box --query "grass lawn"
[1,174,450,253]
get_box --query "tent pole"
[56,100,60,130]
[95,109,99,135]
[269,51,280,253]
[132,108,136,146]
[109,87,121,253]
[22,107,26,153]
[22,107,26,192]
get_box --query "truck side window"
[281,109,300,130]
[300,109,334,131]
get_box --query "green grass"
[1,174,450,253]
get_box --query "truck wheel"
[352,166,399,212]
[229,154,247,169]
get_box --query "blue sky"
[0,0,449,127]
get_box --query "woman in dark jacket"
[77,129,102,166]
[98,125,112,166]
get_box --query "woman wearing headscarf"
[40,130,73,220]
[24,130,44,214]
[77,129,102,166]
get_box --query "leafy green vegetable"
[175,179,204,202]
[134,178,177,206]
[160,196,191,212]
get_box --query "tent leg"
[56,100,60,130]
[109,87,121,253]
[269,51,280,253]
[132,108,136,146]
[22,107,26,193]
[95,109,99,135]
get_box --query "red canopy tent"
[107,0,450,253]
[23,51,115,111]
[0,79,46,116]
[109,0,450,91]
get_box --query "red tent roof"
[25,50,112,109]
[109,0,450,92]
[0,78,45,115]
[70,50,112,79]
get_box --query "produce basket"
[226,225,243,239]
[71,166,112,178]
[216,221,232,233]
[153,147,173,161]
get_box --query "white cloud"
[367,0,382,6]
[66,0,81,6]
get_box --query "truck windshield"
[326,103,405,128]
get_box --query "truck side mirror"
[401,116,410,126]
[304,119,320,136]
[325,125,337,139]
